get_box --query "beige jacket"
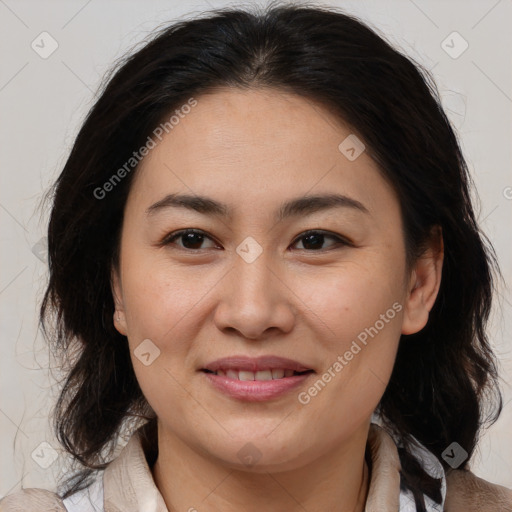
[1,424,511,511]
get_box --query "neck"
[152,423,370,512]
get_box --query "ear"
[401,226,444,335]
[111,266,128,336]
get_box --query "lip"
[200,355,315,402]
[202,355,313,373]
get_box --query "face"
[112,87,442,472]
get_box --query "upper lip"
[202,355,314,373]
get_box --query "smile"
[202,368,313,380]
[200,355,316,401]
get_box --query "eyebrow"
[145,192,370,221]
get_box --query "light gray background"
[1,0,511,497]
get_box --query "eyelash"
[160,228,352,252]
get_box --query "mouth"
[201,368,314,380]
[200,355,315,401]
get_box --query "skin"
[112,87,443,512]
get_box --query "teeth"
[238,370,255,381]
[255,370,273,381]
[214,368,306,380]
[226,369,238,380]
[271,369,285,379]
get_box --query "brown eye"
[160,228,350,252]
[291,230,349,251]
[162,229,218,250]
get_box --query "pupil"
[183,232,203,249]
[303,233,323,250]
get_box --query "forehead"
[127,87,400,222]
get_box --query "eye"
[160,228,350,252]
[290,230,350,251]
[161,229,219,251]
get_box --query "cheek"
[120,264,200,416]
[296,261,404,348]
[121,253,206,340]
[294,261,404,409]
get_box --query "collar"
[102,423,445,512]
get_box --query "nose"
[212,248,296,341]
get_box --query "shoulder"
[0,474,104,512]
[445,469,512,512]
[0,488,67,511]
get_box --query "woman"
[1,2,511,511]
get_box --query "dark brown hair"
[40,2,503,510]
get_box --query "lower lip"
[201,371,313,402]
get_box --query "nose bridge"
[232,235,276,302]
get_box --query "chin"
[198,431,314,473]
